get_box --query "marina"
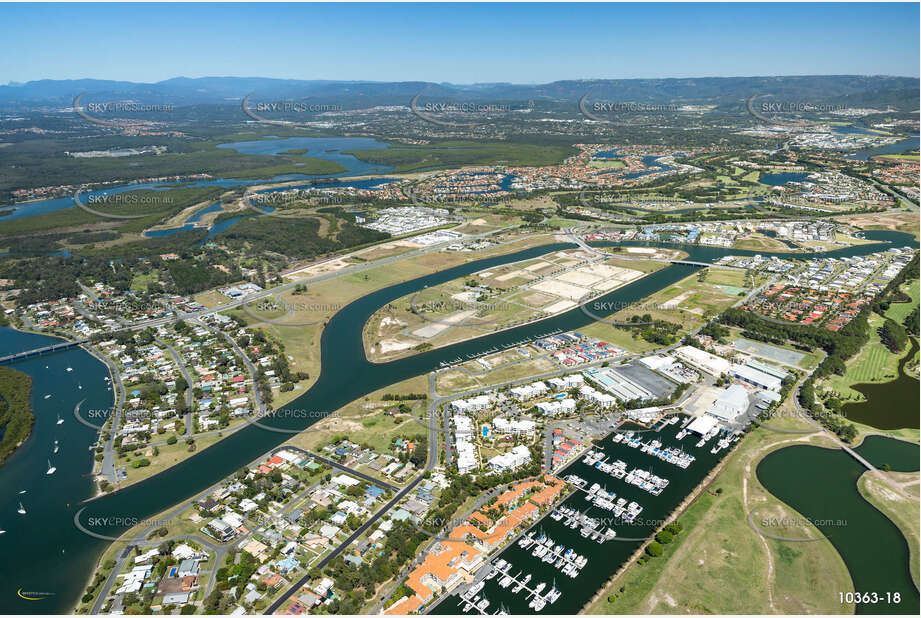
[431,417,727,614]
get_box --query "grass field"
[877,154,920,161]
[858,472,921,587]
[823,312,908,401]
[734,235,799,252]
[116,430,236,488]
[886,279,919,324]
[281,372,430,470]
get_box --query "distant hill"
[0,75,917,111]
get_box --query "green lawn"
[886,279,919,324]
[824,313,909,401]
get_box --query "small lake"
[842,337,920,430]
[758,437,920,615]
[759,172,810,186]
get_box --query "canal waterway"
[0,231,913,613]
[845,136,920,161]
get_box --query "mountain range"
[1,75,917,111]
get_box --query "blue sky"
[2,2,918,83]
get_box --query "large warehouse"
[675,345,731,376]
[708,384,749,422]
[729,364,782,392]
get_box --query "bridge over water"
[670,259,745,269]
[0,339,88,365]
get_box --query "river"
[0,137,395,223]
[0,231,914,613]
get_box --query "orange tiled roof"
[383,595,423,615]
[468,512,493,528]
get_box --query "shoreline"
[0,365,35,466]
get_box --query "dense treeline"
[880,318,909,352]
[165,259,240,296]
[0,255,134,305]
[0,367,34,465]
[904,307,919,337]
[216,215,388,260]
[720,254,918,441]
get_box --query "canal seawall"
[579,433,743,613]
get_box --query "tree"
[645,541,664,557]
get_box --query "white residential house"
[509,381,548,401]
[578,385,617,409]
[535,398,576,415]
[548,375,584,391]
[487,445,531,473]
